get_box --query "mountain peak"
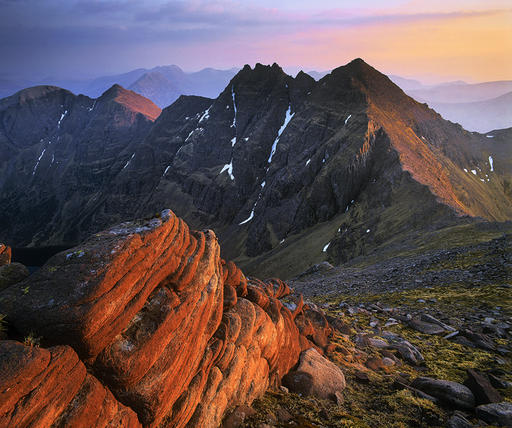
[99,84,161,120]
[3,85,72,106]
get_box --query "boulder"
[0,244,11,266]
[0,340,140,428]
[0,263,29,290]
[411,377,475,410]
[464,369,502,405]
[381,331,424,365]
[447,411,473,428]
[475,402,512,426]
[283,348,345,401]
[408,318,446,335]
[0,210,332,428]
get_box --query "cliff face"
[1,60,510,278]
[0,85,160,246]
[0,209,332,427]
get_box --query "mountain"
[0,60,511,279]
[0,65,239,109]
[408,80,512,104]
[306,70,330,80]
[128,71,182,109]
[0,84,160,246]
[127,66,239,108]
[388,75,425,91]
[425,91,512,133]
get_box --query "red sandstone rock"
[0,340,140,428]
[0,209,335,427]
[0,244,11,266]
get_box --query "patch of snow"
[464,168,468,173]
[305,158,311,166]
[51,154,55,165]
[261,181,266,188]
[231,85,237,128]
[267,104,295,164]
[220,161,234,180]
[345,205,349,212]
[322,242,330,252]
[226,105,229,109]
[32,148,46,175]
[185,116,190,120]
[280,239,285,244]
[122,153,135,170]
[344,114,352,125]
[88,100,96,112]
[163,165,171,176]
[488,156,494,172]
[486,135,494,138]
[351,200,354,203]
[185,129,195,142]
[57,110,68,128]
[366,229,370,233]
[239,209,254,225]
[198,105,212,123]
[471,169,477,175]
[322,158,325,163]
[231,137,236,147]
[244,137,249,141]
[480,179,485,182]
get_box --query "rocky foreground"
[0,212,510,427]
[0,210,339,428]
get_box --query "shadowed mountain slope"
[0,60,510,278]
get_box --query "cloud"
[0,0,510,80]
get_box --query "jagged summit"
[0,59,510,278]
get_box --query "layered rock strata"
[0,209,332,427]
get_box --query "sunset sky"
[1,0,511,83]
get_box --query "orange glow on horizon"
[253,9,512,82]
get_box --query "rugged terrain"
[0,210,337,427]
[0,213,510,428]
[1,59,510,280]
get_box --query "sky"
[1,0,511,83]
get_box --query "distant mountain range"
[1,59,510,278]
[2,66,510,132]
[398,79,512,132]
[0,65,239,109]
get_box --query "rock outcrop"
[0,244,11,266]
[0,340,140,428]
[0,209,333,427]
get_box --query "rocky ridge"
[0,210,336,427]
[1,60,511,279]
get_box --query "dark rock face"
[1,60,511,278]
[0,209,334,427]
[0,85,160,247]
[0,263,29,290]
